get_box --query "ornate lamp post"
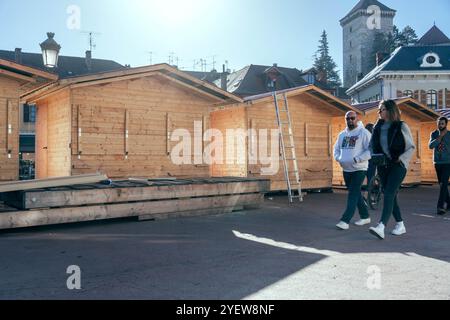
[40,32,61,68]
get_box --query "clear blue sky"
[1,0,449,77]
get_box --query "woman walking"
[369,100,416,240]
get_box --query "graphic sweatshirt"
[334,121,372,172]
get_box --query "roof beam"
[0,58,58,80]
[0,68,36,83]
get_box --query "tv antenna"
[146,51,156,65]
[81,31,101,52]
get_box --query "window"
[23,104,36,123]
[426,56,436,64]
[403,90,413,97]
[421,52,442,68]
[350,41,352,48]
[350,55,353,62]
[427,90,438,109]
[350,26,353,33]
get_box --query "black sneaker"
[437,208,447,215]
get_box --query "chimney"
[85,50,92,71]
[376,52,387,66]
[220,64,228,91]
[15,48,22,64]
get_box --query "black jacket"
[371,120,406,162]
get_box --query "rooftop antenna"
[81,31,101,52]
[207,55,218,70]
[146,51,156,65]
[168,52,175,65]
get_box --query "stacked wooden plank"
[0,177,270,230]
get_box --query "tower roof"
[341,0,396,24]
[417,25,450,45]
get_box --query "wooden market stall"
[22,64,242,179]
[332,97,440,186]
[0,58,56,181]
[210,85,361,191]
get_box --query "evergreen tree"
[370,25,419,69]
[398,26,419,47]
[313,30,342,88]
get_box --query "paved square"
[0,185,449,300]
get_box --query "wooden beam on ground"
[6,180,270,209]
[0,173,108,193]
[0,193,264,230]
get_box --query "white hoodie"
[334,121,372,172]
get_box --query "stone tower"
[341,0,396,88]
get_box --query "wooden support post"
[305,123,309,157]
[202,115,207,154]
[6,100,16,159]
[328,124,332,157]
[166,112,171,156]
[77,105,82,159]
[125,110,129,159]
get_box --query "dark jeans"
[378,162,407,226]
[367,160,376,185]
[435,164,450,209]
[341,171,369,224]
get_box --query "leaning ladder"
[273,92,304,203]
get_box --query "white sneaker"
[336,221,349,230]
[354,218,371,226]
[391,222,406,236]
[369,223,385,240]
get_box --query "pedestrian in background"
[429,116,450,215]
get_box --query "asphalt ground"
[0,185,449,300]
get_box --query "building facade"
[341,0,396,89]
[346,25,450,110]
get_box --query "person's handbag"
[371,153,387,166]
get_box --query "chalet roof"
[352,97,440,120]
[243,84,360,115]
[0,58,57,83]
[22,63,243,104]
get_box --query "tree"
[313,30,342,88]
[369,25,419,69]
[398,26,419,47]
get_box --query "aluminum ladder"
[273,92,304,203]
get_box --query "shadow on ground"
[0,186,449,299]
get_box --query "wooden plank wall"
[0,76,20,181]
[245,93,341,191]
[332,106,427,186]
[210,106,247,177]
[35,89,72,178]
[70,75,214,178]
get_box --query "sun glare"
[139,0,208,25]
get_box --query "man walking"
[334,111,372,230]
[429,117,450,215]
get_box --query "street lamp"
[40,32,61,68]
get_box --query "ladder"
[273,92,304,203]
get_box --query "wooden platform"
[0,178,270,230]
